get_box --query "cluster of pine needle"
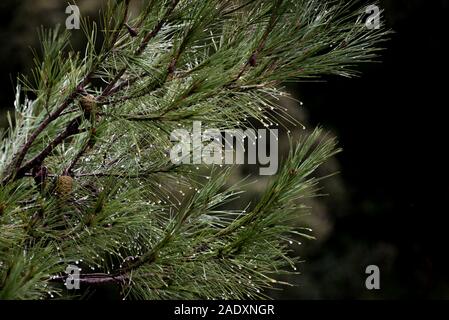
[0,0,386,299]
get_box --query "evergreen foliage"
[0,0,387,299]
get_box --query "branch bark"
[50,273,129,285]
[14,116,85,180]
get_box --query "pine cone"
[80,94,97,115]
[55,175,74,197]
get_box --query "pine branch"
[4,83,87,183]
[101,0,181,98]
[109,0,131,50]
[0,0,388,300]
[6,1,183,181]
[50,273,130,285]
[14,117,87,180]
[3,1,146,183]
[232,0,284,83]
[65,128,96,175]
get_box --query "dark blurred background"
[1,0,448,299]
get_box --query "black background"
[295,0,449,298]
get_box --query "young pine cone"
[55,175,74,197]
[80,94,97,115]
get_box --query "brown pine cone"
[80,94,97,115]
[55,175,74,197]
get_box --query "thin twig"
[109,0,131,49]
[49,273,129,285]
[23,166,177,179]
[231,0,283,84]
[65,135,93,175]
[100,0,180,100]
[14,116,86,180]
[4,82,87,183]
